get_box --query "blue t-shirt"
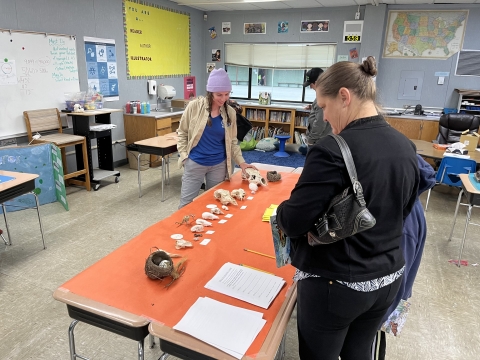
[189,114,226,166]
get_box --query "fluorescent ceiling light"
[177,0,291,4]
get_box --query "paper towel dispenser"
[158,85,176,100]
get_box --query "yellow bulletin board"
[123,0,190,79]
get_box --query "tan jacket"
[177,96,245,178]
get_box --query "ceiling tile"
[287,0,324,8]
[254,2,294,9]
[220,3,263,10]
[434,0,475,3]
[180,3,233,11]
[317,0,357,6]
[393,0,434,3]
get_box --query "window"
[225,43,336,103]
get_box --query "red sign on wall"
[184,76,196,99]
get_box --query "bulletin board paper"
[123,0,190,79]
[84,36,119,101]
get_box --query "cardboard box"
[171,99,192,108]
[128,151,149,171]
[460,134,479,153]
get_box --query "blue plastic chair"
[425,156,477,211]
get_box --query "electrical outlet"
[355,12,360,20]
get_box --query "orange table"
[54,171,300,360]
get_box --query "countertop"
[237,101,308,112]
[384,114,441,121]
[123,110,184,119]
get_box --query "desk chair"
[24,109,91,191]
[436,114,480,144]
[425,157,476,211]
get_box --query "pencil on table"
[239,264,274,275]
[243,248,275,259]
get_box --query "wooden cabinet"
[124,114,178,167]
[385,116,439,142]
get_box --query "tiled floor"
[1,164,479,360]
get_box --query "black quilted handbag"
[307,134,376,246]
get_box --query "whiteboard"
[0,30,80,139]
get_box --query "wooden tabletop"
[134,133,178,148]
[411,139,480,163]
[67,108,123,116]
[0,170,38,192]
[460,174,480,195]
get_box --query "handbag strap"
[328,134,366,206]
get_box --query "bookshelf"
[455,89,480,115]
[241,104,300,144]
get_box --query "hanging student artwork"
[84,36,119,100]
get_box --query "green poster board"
[51,144,69,211]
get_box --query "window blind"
[225,43,336,69]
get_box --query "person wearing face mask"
[276,56,420,360]
[177,68,256,208]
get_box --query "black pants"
[297,276,402,360]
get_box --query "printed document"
[205,262,285,309]
[173,297,266,359]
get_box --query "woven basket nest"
[145,248,187,287]
[267,171,282,182]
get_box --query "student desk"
[134,133,178,201]
[53,171,299,360]
[448,174,480,266]
[67,108,122,191]
[0,170,45,249]
[411,139,480,163]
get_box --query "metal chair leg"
[68,320,89,360]
[457,205,473,267]
[448,190,464,242]
[31,192,46,249]
[158,353,170,360]
[425,188,432,212]
[2,203,12,245]
[0,229,7,246]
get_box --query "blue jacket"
[382,154,436,323]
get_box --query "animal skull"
[242,168,267,186]
[231,189,246,201]
[214,189,238,206]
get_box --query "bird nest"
[267,171,282,182]
[145,248,187,288]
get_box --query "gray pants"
[178,158,227,209]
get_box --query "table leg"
[457,204,472,267]
[68,320,88,360]
[161,157,165,202]
[166,156,170,185]
[137,339,145,360]
[138,153,142,198]
[448,190,464,242]
[2,203,12,245]
[32,192,46,250]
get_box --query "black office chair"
[436,114,480,144]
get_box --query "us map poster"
[123,0,190,79]
[84,36,119,101]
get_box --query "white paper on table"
[205,262,285,309]
[173,297,266,359]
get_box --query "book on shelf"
[300,133,308,145]
[294,131,301,145]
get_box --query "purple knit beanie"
[206,68,232,92]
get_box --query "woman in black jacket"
[277,56,419,360]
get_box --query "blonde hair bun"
[362,56,377,77]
